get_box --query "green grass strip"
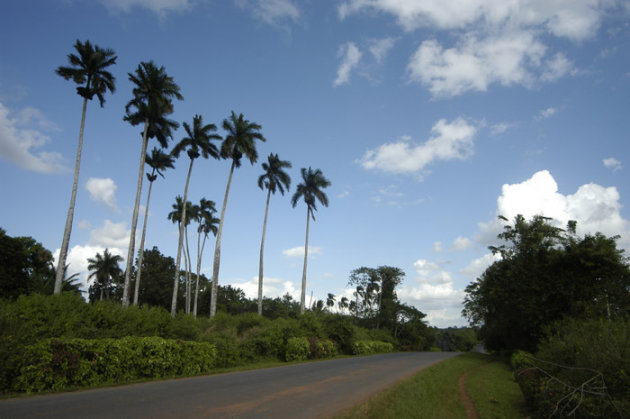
[337,353,529,419]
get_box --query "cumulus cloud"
[340,0,611,96]
[338,0,608,40]
[538,107,557,119]
[360,118,477,174]
[98,0,193,15]
[86,177,119,212]
[407,32,546,97]
[476,170,630,251]
[282,246,323,257]
[459,252,501,280]
[235,0,300,25]
[397,258,466,327]
[54,219,129,292]
[369,37,396,63]
[451,236,472,251]
[226,276,299,301]
[603,157,622,171]
[433,241,443,253]
[0,102,68,173]
[334,42,362,87]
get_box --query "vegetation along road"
[0,352,458,418]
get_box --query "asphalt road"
[0,352,459,418]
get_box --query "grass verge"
[336,353,528,419]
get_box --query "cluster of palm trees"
[54,39,331,317]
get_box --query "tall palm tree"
[193,198,219,317]
[291,167,331,314]
[122,61,183,307]
[169,115,220,316]
[339,296,349,314]
[168,196,193,311]
[133,147,175,305]
[87,248,123,301]
[257,153,292,316]
[54,40,117,294]
[210,111,266,317]
[326,293,336,311]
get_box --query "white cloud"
[490,122,510,135]
[451,236,472,251]
[360,117,477,174]
[86,177,119,212]
[89,220,131,249]
[476,170,630,251]
[603,157,622,171]
[235,0,300,25]
[227,276,299,301]
[78,220,92,230]
[340,0,611,97]
[338,0,609,41]
[538,107,557,119]
[459,252,501,280]
[433,241,443,253]
[397,257,467,327]
[334,42,362,87]
[369,37,396,63]
[0,102,68,173]
[282,246,323,257]
[541,53,574,82]
[98,0,192,15]
[408,32,546,97]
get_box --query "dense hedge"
[351,340,394,355]
[285,337,337,362]
[511,319,630,418]
[8,337,216,393]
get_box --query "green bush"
[285,337,310,362]
[512,319,630,418]
[10,337,216,393]
[352,340,394,355]
[307,337,337,359]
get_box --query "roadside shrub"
[512,319,630,418]
[307,337,337,359]
[352,340,394,355]
[285,337,310,362]
[320,314,360,354]
[11,337,217,393]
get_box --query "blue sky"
[1,0,629,327]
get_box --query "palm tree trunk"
[171,158,194,316]
[133,176,155,306]
[210,160,236,318]
[193,230,205,318]
[185,225,192,314]
[258,188,272,316]
[55,97,88,294]
[122,119,149,307]
[300,208,311,315]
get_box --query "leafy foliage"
[10,337,216,393]
[351,340,394,355]
[463,215,630,352]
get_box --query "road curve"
[0,352,459,418]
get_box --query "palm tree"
[168,196,193,311]
[257,153,292,316]
[54,40,117,294]
[193,198,219,317]
[291,167,331,314]
[339,296,349,314]
[87,249,123,301]
[122,61,183,307]
[133,147,175,305]
[210,111,266,317]
[326,293,336,312]
[169,115,220,316]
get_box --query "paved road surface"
[0,352,459,418]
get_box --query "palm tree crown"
[124,61,183,147]
[145,147,175,182]
[221,111,266,166]
[172,115,221,161]
[291,167,331,219]
[87,248,123,300]
[56,39,117,106]
[258,153,292,195]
